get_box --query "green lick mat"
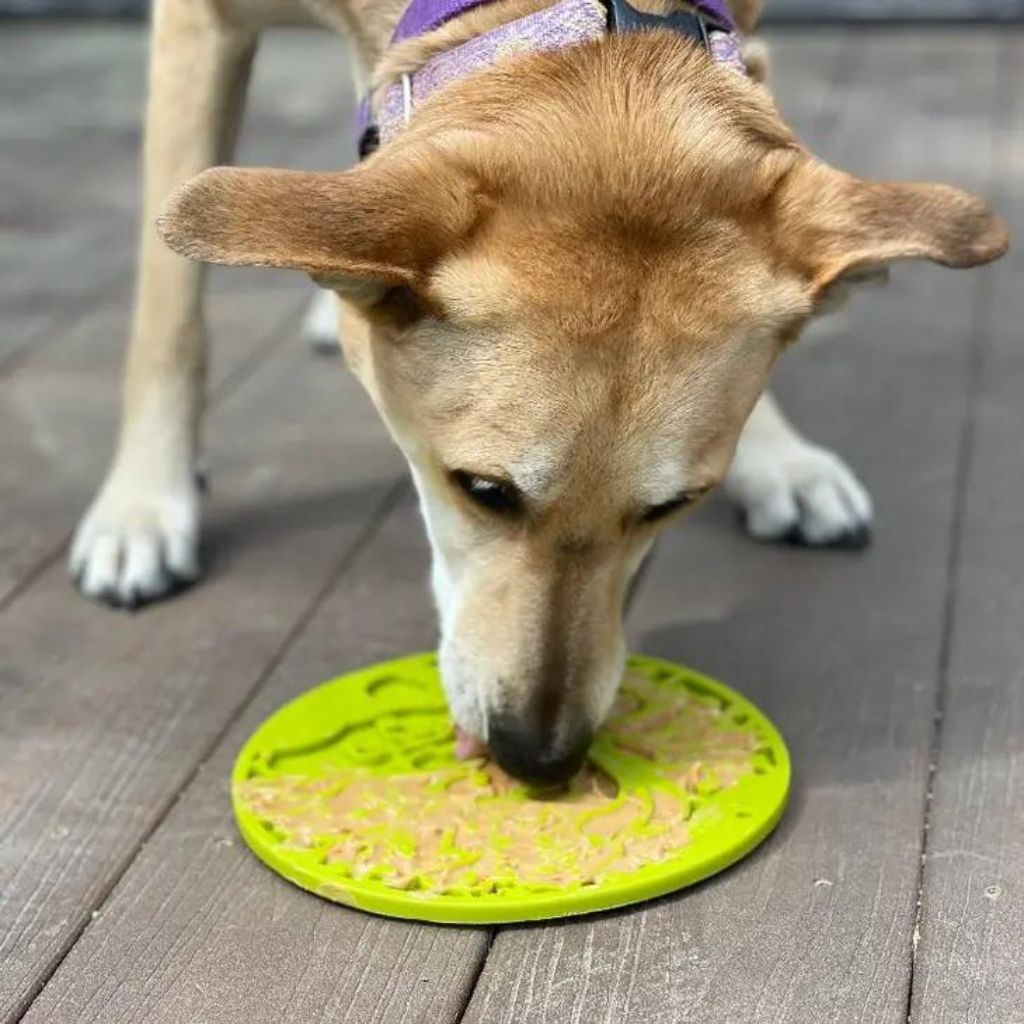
[232,653,790,924]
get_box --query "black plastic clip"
[358,124,381,161]
[603,0,726,50]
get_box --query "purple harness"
[359,0,745,155]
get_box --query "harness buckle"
[602,0,727,50]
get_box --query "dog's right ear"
[774,160,1009,311]
[157,150,482,308]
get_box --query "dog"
[69,0,1007,785]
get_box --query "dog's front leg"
[71,0,257,607]
[725,391,874,549]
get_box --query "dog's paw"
[70,469,201,609]
[301,289,340,354]
[726,441,874,550]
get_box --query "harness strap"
[359,0,745,157]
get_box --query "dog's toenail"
[840,524,873,550]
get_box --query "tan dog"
[70,0,1007,783]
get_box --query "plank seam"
[11,476,410,1024]
[454,929,496,1023]
[903,38,1009,1024]
[905,242,997,1024]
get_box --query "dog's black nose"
[487,716,592,787]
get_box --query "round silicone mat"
[232,653,789,924]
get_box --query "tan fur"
[77,0,1008,774]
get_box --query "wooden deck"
[1,23,1021,1024]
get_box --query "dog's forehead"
[403,314,753,502]
[426,168,817,355]
[392,204,803,501]
[433,210,770,328]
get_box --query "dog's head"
[160,36,1006,784]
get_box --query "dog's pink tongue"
[454,726,487,760]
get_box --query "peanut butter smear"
[236,671,760,895]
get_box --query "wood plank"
[0,319,406,1022]
[0,26,150,368]
[3,28,478,1024]
[18,499,490,1024]
[766,0,1024,21]
[462,31,1003,1024]
[0,25,359,601]
[0,24,355,370]
[760,29,851,136]
[0,30,404,1019]
[908,34,1024,1024]
[0,284,310,607]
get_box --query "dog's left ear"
[157,148,482,308]
[776,161,1009,307]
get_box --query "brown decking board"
[0,341,405,1021]
[0,288,305,607]
[0,33,407,1017]
[1,21,1020,1024]
[18,500,492,1024]
[0,25,355,372]
[907,36,1024,1024]
[0,26,358,603]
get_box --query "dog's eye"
[450,470,523,516]
[640,490,704,524]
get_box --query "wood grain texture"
[0,25,356,372]
[0,26,360,602]
[766,0,1024,20]
[19,501,490,1024]
[0,28,412,1022]
[0,26,143,368]
[908,35,1024,1024]
[3,23,1020,1024]
[0,289,301,604]
[462,31,1004,1024]
[0,337,405,1021]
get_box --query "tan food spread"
[237,671,759,894]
